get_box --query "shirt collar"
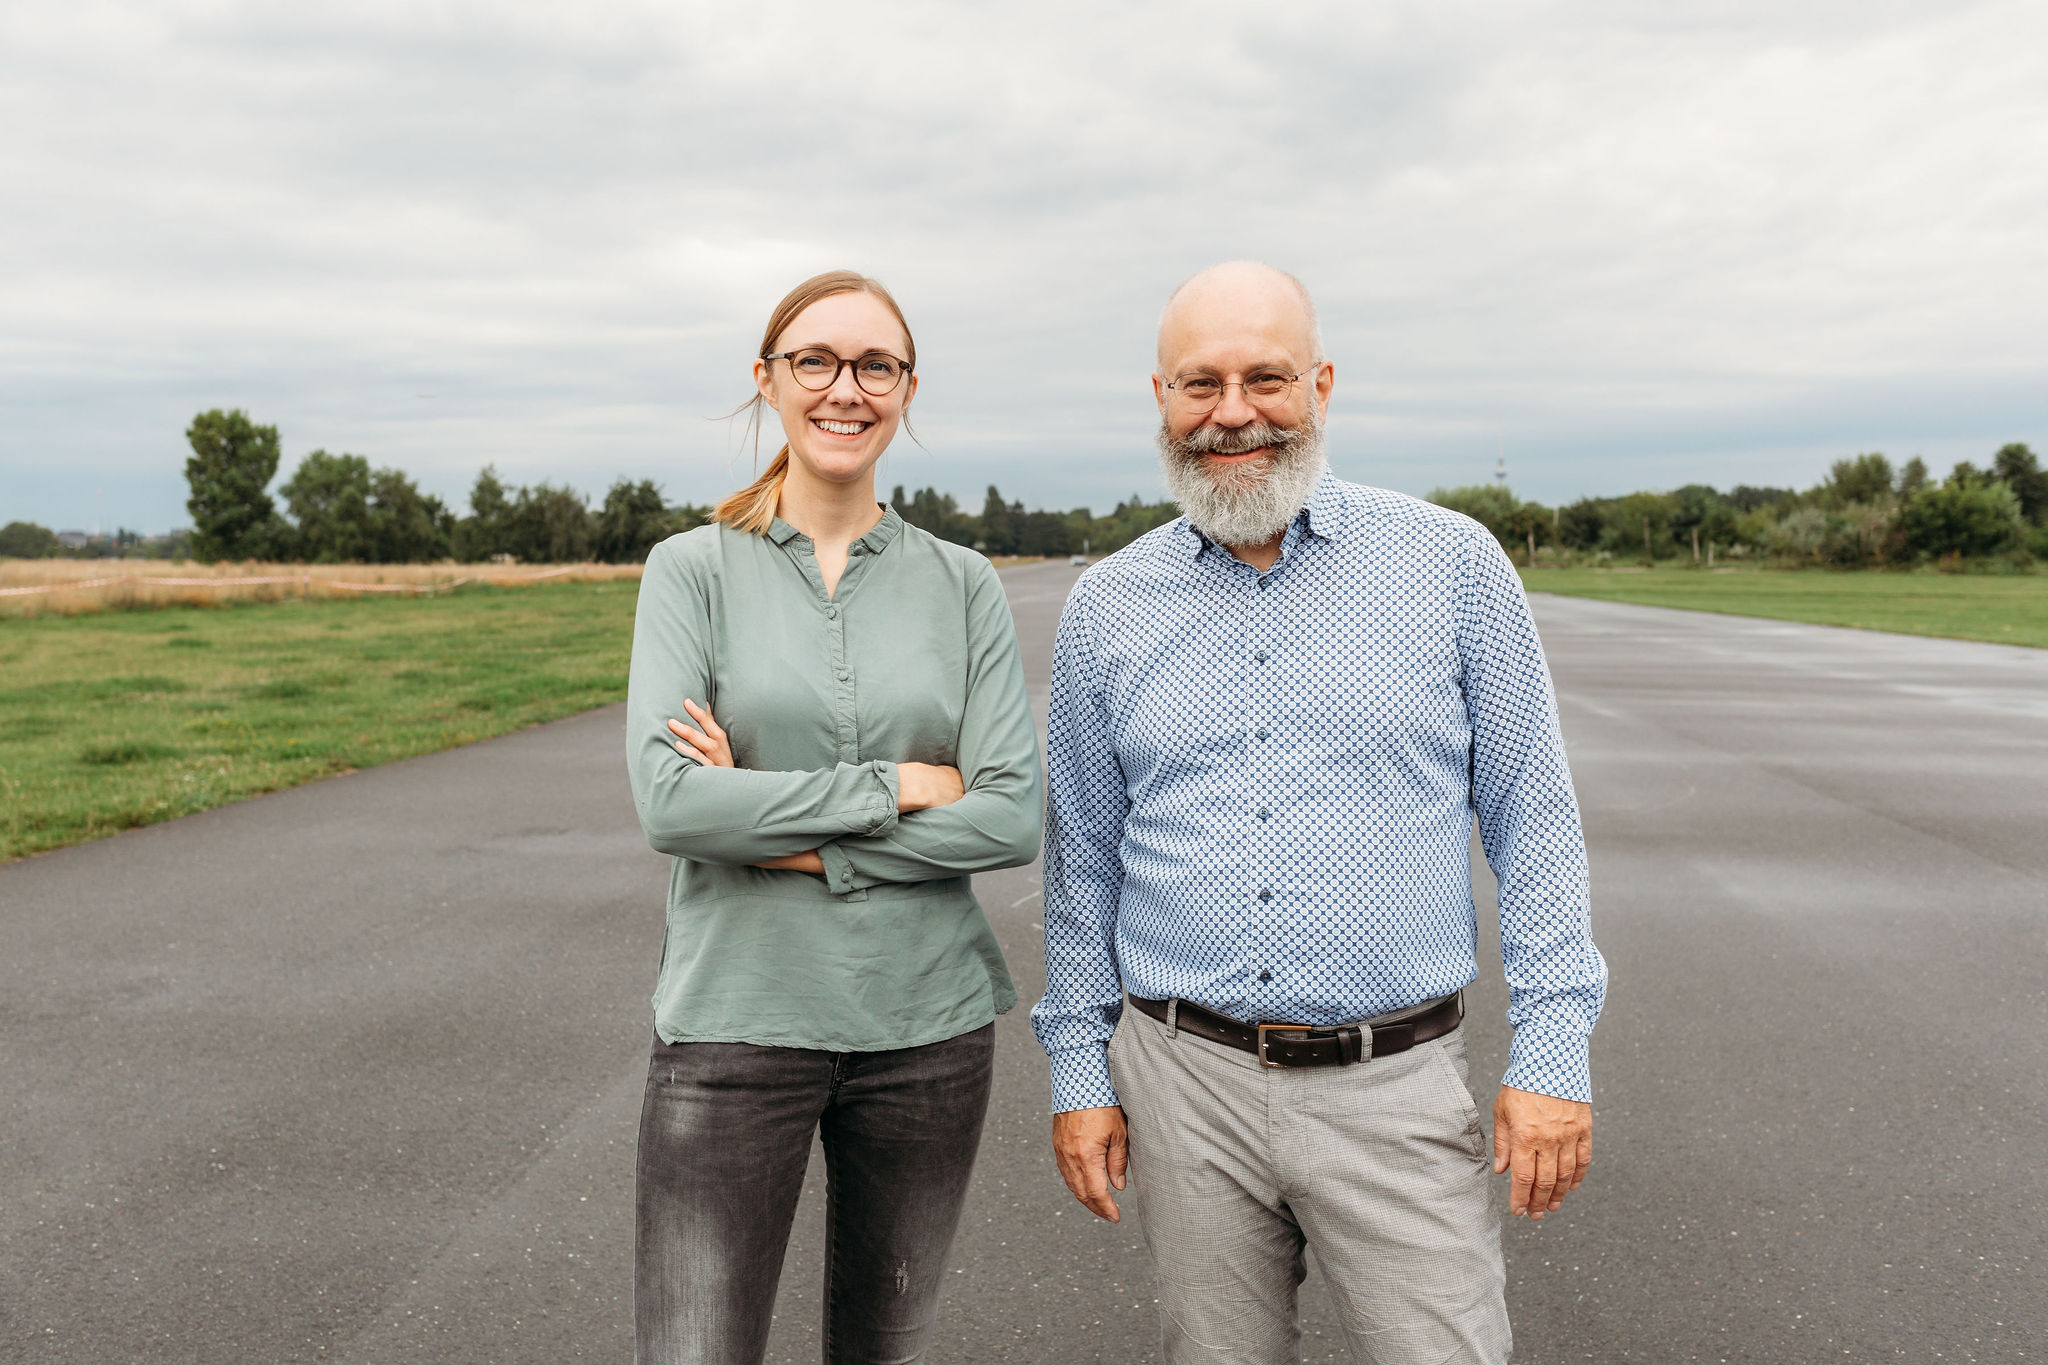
[1300,472,1347,541]
[766,504,902,553]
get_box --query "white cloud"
[2,0,2044,530]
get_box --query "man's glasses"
[1163,367,1317,414]
[765,347,912,396]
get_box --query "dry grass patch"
[0,560,643,617]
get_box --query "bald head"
[1157,261,1323,372]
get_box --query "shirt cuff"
[1048,1044,1121,1114]
[1503,1025,1592,1104]
[863,761,901,836]
[817,842,857,895]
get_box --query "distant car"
[1068,554,1089,566]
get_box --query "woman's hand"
[667,699,733,767]
[897,762,965,812]
[755,851,827,874]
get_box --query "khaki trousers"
[1109,1002,1511,1365]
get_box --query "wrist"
[897,762,926,812]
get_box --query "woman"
[625,270,1042,1364]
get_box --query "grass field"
[8,560,2039,863]
[0,581,640,861]
[1520,566,2048,648]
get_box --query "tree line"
[165,409,709,565]
[1429,445,2048,567]
[168,408,1181,565]
[887,485,1179,558]
[6,407,2037,570]
[0,407,1183,565]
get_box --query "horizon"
[20,449,1999,542]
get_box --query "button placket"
[825,599,858,764]
[1246,572,1279,1009]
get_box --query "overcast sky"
[5,0,2045,533]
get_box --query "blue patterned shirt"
[1031,474,1607,1112]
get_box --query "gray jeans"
[1109,1002,1510,1364]
[634,1024,994,1365]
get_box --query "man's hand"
[1492,1086,1592,1219]
[1052,1106,1128,1222]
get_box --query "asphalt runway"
[3,561,2043,1363]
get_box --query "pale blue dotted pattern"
[1031,475,1608,1112]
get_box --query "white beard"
[1157,407,1328,549]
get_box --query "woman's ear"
[753,357,777,410]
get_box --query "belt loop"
[1165,998,1179,1039]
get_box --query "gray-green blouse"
[625,507,1043,1052]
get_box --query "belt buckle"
[1256,1022,1311,1068]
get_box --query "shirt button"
[1257,888,1272,902]
[1258,969,1272,983]
[1257,808,1271,820]
[1258,578,1270,591]
[1255,726,1270,741]
[1253,650,1269,664]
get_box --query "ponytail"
[712,446,790,535]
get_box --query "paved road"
[3,562,2043,1363]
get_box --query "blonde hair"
[713,270,918,535]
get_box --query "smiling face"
[1152,263,1336,548]
[753,290,916,490]
[1153,263,1330,454]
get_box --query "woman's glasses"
[765,348,912,396]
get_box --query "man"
[1031,261,1607,1364]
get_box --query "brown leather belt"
[1128,991,1463,1068]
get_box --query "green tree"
[0,521,59,558]
[366,468,451,563]
[503,483,592,563]
[1016,509,1074,556]
[1556,498,1607,551]
[1818,453,1894,507]
[1727,486,1794,513]
[1598,491,1677,560]
[1500,501,1553,561]
[592,478,706,563]
[1895,457,1930,498]
[280,450,373,562]
[1991,443,2047,525]
[454,466,513,561]
[1668,485,1737,559]
[892,485,978,546]
[1896,479,2025,559]
[184,408,283,562]
[979,485,1019,555]
[1425,484,1519,542]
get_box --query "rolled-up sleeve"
[1030,585,1133,1113]
[1458,531,1608,1102]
